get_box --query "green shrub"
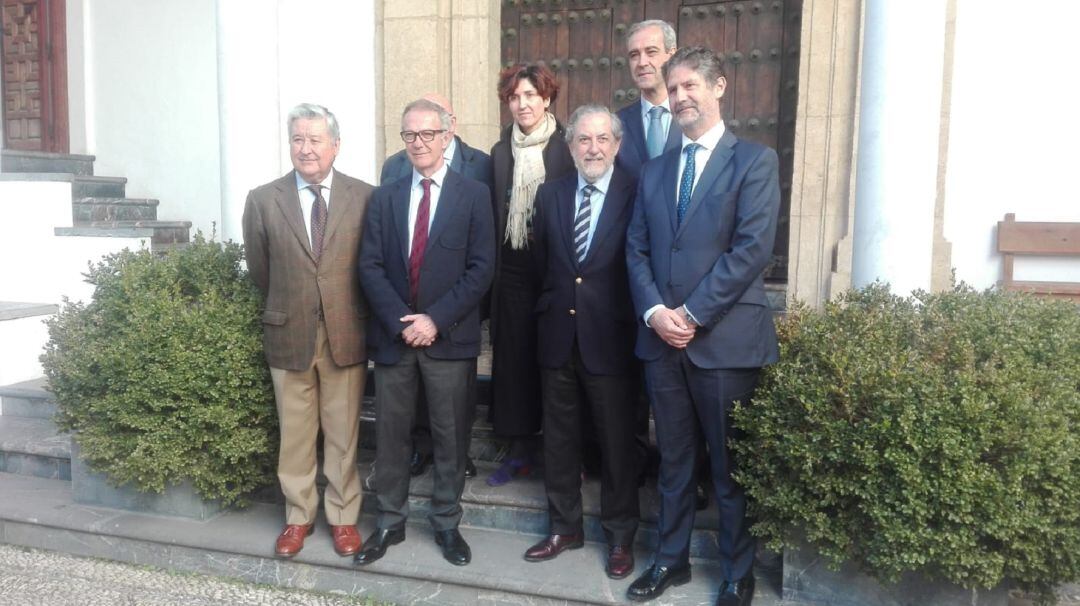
[41,234,277,507]
[733,283,1079,602]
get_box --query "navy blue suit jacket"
[626,129,780,369]
[381,136,493,193]
[615,100,682,179]
[359,169,496,365]
[532,167,638,376]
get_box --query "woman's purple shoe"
[486,457,532,487]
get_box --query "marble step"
[0,471,784,606]
[1,149,95,175]
[73,196,160,224]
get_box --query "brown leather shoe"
[523,533,585,562]
[607,544,635,579]
[274,524,313,558]
[331,525,362,557]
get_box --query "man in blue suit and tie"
[615,20,682,178]
[625,47,781,606]
[356,99,495,568]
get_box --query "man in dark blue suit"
[378,93,491,480]
[522,104,640,580]
[356,99,495,568]
[625,47,781,606]
[615,20,682,178]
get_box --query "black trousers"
[541,343,640,546]
[410,373,476,458]
[645,348,759,581]
[374,349,474,531]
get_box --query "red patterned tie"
[309,185,327,260]
[409,178,432,306]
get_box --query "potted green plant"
[733,284,1079,605]
[41,234,277,517]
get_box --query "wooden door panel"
[1,0,66,152]
[501,0,799,279]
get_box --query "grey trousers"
[374,348,474,531]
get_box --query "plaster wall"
[943,1,1080,289]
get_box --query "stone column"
[850,0,947,294]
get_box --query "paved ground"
[0,543,385,606]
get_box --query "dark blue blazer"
[381,136,493,193]
[615,100,682,179]
[359,169,496,365]
[532,167,638,376]
[626,129,780,369]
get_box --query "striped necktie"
[573,184,596,264]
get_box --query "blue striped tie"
[573,185,596,263]
[677,143,700,225]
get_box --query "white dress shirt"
[295,169,335,248]
[408,162,449,252]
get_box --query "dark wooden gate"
[500,0,800,281]
[1,0,68,152]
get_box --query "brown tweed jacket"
[242,170,373,371]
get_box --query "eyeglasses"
[400,129,447,143]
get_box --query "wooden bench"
[996,213,1080,300]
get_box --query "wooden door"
[1,0,68,152]
[501,0,801,281]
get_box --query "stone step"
[73,197,159,224]
[353,450,729,562]
[0,377,55,419]
[0,416,70,480]
[73,175,127,198]
[0,471,784,605]
[55,220,191,252]
[1,149,95,175]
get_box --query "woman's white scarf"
[507,111,557,250]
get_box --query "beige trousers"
[270,322,364,526]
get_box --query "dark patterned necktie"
[409,178,433,306]
[573,185,596,263]
[309,185,327,260]
[677,143,700,225]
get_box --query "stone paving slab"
[0,472,782,605]
[0,543,378,606]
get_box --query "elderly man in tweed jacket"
[242,103,373,559]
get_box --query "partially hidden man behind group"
[241,20,781,606]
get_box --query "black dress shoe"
[465,457,477,478]
[715,573,755,606]
[434,528,471,566]
[353,527,405,566]
[627,564,692,602]
[409,451,433,476]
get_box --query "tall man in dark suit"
[242,103,373,559]
[625,47,781,606]
[523,104,641,580]
[356,99,495,567]
[378,92,490,480]
[615,20,681,178]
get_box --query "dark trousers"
[410,372,477,456]
[374,349,474,531]
[541,343,640,546]
[645,348,759,581]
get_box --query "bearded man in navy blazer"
[523,104,640,580]
[625,47,781,606]
[356,99,495,568]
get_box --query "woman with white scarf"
[486,64,575,486]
